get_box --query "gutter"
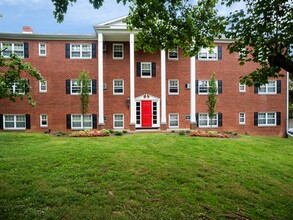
[287,72,293,138]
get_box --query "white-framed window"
[113,114,124,129]
[39,43,46,56]
[239,112,246,125]
[113,80,124,95]
[40,114,48,127]
[239,83,246,93]
[10,82,25,94]
[1,42,24,58]
[198,47,218,60]
[70,44,92,59]
[258,80,277,94]
[168,80,179,95]
[3,114,26,130]
[39,80,47,93]
[168,48,178,60]
[141,62,152,78]
[113,44,124,59]
[169,113,179,128]
[71,114,92,129]
[198,113,218,128]
[198,80,218,94]
[70,80,92,95]
[258,112,276,126]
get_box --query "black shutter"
[195,80,198,94]
[195,113,199,127]
[254,112,258,126]
[0,114,3,129]
[24,42,29,58]
[218,80,223,94]
[277,80,281,93]
[92,80,97,94]
[277,112,281,125]
[218,46,222,60]
[137,62,141,77]
[65,44,70,58]
[92,43,96,58]
[66,114,71,129]
[25,79,30,94]
[152,62,156,77]
[218,112,223,127]
[66,80,70,94]
[254,86,258,94]
[26,114,31,129]
[92,114,97,129]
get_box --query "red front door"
[141,101,152,127]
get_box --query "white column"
[161,50,167,124]
[130,33,136,125]
[98,33,104,125]
[190,56,196,124]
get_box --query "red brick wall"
[0,39,287,136]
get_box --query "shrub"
[114,131,123,136]
[179,130,186,136]
[122,130,128,134]
[54,131,67,136]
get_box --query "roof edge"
[0,33,97,41]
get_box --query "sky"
[0,0,243,35]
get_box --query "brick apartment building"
[0,17,289,136]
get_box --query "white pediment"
[135,94,160,101]
[98,16,127,29]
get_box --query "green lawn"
[0,133,292,220]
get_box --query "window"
[70,44,91,59]
[113,80,124,95]
[168,48,178,59]
[39,80,47,93]
[169,80,179,95]
[40,114,48,127]
[1,42,24,58]
[239,83,246,93]
[198,47,218,60]
[198,113,218,128]
[113,44,123,59]
[39,43,46,56]
[10,82,25,94]
[71,114,92,129]
[258,112,276,126]
[70,80,92,95]
[169,113,179,128]
[4,115,26,130]
[258,80,276,94]
[141,62,152,78]
[114,114,124,129]
[198,80,218,94]
[239,112,246,125]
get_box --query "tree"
[224,0,293,87]
[206,72,218,127]
[77,71,90,129]
[52,0,225,56]
[0,52,43,106]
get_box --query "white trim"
[71,114,93,130]
[198,80,218,95]
[141,62,152,78]
[70,80,92,95]
[40,114,48,128]
[112,43,124,59]
[258,80,277,95]
[168,79,179,95]
[0,42,24,58]
[113,79,124,95]
[258,112,277,126]
[39,80,47,93]
[113,114,124,129]
[3,114,26,130]
[198,47,218,61]
[38,42,46,56]
[239,83,246,93]
[130,33,136,125]
[98,33,104,124]
[239,112,246,125]
[168,47,179,60]
[190,56,196,124]
[70,43,92,59]
[161,50,166,124]
[169,113,179,128]
[198,113,218,128]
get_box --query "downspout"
[286,72,291,137]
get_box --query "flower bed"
[69,129,110,137]
[189,130,236,138]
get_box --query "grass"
[0,133,292,220]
